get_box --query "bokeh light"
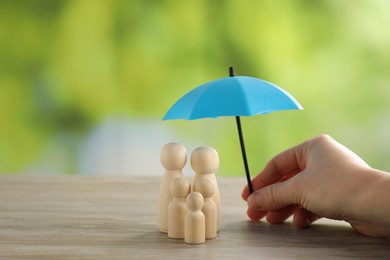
[1,0,390,175]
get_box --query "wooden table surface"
[0,175,389,259]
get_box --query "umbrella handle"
[235,116,254,194]
[229,66,234,77]
[230,67,253,193]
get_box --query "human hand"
[242,134,390,237]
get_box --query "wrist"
[347,168,390,237]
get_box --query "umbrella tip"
[229,66,234,77]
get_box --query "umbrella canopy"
[163,76,302,120]
[163,67,303,193]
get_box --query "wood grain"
[0,175,389,259]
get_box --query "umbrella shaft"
[235,116,254,194]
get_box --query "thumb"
[247,179,299,211]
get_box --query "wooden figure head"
[190,146,219,174]
[160,143,187,171]
[170,177,191,198]
[194,177,214,199]
[186,191,204,211]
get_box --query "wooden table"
[0,176,389,259]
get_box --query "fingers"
[254,143,306,186]
[247,205,321,228]
[246,206,297,223]
[247,176,301,211]
[247,208,267,221]
[247,206,321,228]
[241,186,250,201]
[241,185,251,201]
[293,208,321,229]
[265,205,298,224]
[243,136,325,227]
[242,142,307,200]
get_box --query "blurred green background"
[1,0,390,176]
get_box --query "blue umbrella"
[163,67,303,193]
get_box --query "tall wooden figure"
[194,177,217,239]
[191,146,221,231]
[158,143,187,233]
[168,176,190,239]
[185,192,205,244]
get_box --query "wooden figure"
[191,146,221,231]
[158,143,187,233]
[168,176,190,239]
[184,192,205,244]
[194,177,217,239]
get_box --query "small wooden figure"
[158,143,187,233]
[191,146,221,231]
[168,176,190,239]
[194,177,217,239]
[185,191,205,244]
